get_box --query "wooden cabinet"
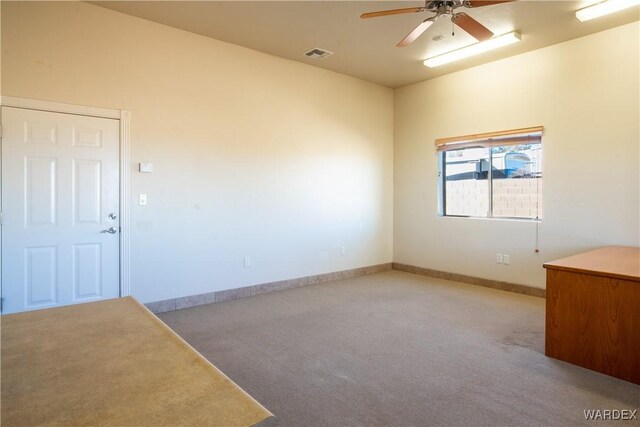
[544,246,640,385]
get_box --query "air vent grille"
[303,48,334,59]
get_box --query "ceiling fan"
[361,0,515,47]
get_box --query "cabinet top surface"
[0,297,273,426]
[543,246,640,282]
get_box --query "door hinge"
[0,211,3,225]
[0,298,4,312]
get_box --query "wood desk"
[544,246,640,384]
[1,297,275,426]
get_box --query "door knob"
[100,227,118,234]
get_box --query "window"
[437,127,543,220]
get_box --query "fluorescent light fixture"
[576,0,640,22]
[423,31,521,68]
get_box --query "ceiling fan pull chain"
[451,17,456,36]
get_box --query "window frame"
[436,127,543,221]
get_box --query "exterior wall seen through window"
[441,143,542,219]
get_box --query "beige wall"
[1,1,394,303]
[395,22,640,288]
[3,2,638,299]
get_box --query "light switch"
[139,163,153,173]
[139,194,147,205]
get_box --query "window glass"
[441,143,542,219]
[491,144,543,219]
[444,147,489,217]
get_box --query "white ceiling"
[93,1,640,88]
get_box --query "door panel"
[2,106,120,314]
[73,243,102,300]
[73,126,102,148]
[26,157,57,226]
[74,159,102,224]
[25,121,58,145]
[26,246,58,307]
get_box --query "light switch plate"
[139,194,147,205]
[139,163,153,173]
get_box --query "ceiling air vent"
[303,48,334,59]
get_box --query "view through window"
[439,130,543,220]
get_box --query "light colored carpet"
[159,270,640,426]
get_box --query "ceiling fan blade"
[360,7,423,19]
[466,0,515,7]
[454,13,494,41]
[397,18,435,47]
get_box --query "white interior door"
[1,106,120,314]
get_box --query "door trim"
[0,96,131,299]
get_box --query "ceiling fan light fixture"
[423,31,521,68]
[575,0,640,22]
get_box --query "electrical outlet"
[243,257,251,268]
[496,253,503,264]
[503,254,510,265]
